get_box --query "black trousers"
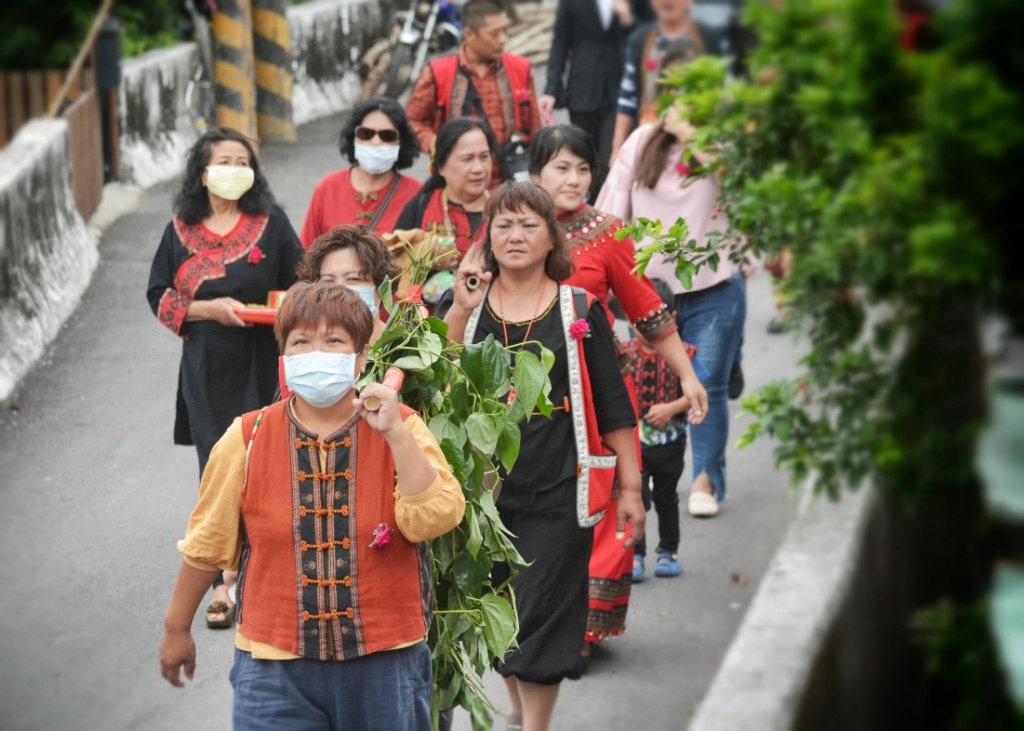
[570,105,616,203]
[636,440,686,556]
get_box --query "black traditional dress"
[146,208,303,471]
[438,289,635,683]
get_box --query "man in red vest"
[406,0,542,188]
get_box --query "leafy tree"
[624,0,1024,724]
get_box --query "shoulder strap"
[241,407,267,486]
[570,286,595,321]
[501,54,533,137]
[431,55,460,125]
[367,174,403,231]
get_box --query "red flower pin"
[645,59,659,72]
[248,247,264,265]
[517,89,530,103]
[676,162,690,177]
[369,522,392,549]
[569,319,591,340]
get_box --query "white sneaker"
[688,491,720,517]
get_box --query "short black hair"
[463,0,506,30]
[528,124,599,196]
[173,127,277,225]
[338,96,420,170]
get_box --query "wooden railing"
[0,0,112,150]
[0,0,112,220]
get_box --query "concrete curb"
[688,483,876,730]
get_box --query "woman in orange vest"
[159,281,464,730]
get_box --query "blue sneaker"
[654,552,682,577]
[632,555,645,583]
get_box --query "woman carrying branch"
[439,182,642,731]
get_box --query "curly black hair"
[338,97,420,171]
[173,127,278,225]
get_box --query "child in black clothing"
[623,330,690,580]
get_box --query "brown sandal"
[205,600,234,629]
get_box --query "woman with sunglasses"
[300,98,422,246]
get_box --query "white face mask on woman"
[283,351,358,408]
[354,143,400,175]
[205,165,255,200]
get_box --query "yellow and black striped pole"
[212,0,258,140]
[252,0,296,142]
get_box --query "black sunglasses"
[355,126,400,144]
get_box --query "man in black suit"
[539,0,651,200]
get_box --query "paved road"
[0,111,802,731]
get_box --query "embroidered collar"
[557,204,618,250]
[173,212,269,258]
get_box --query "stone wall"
[0,120,98,403]
[289,0,395,126]
[117,44,199,189]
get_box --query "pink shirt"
[596,124,743,295]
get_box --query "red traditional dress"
[300,168,423,247]
[558,203,678,643]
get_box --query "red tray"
[234,306,277,325]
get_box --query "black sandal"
[205,600,234,629]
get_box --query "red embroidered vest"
[236,400,432,660]
[430,52,533,143]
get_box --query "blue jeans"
[229,644,432,730]
[675,273,747,500]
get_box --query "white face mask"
[205,165,255,200]
[347,284,377,312]
[283,351,358,408]
[354,142,400,175]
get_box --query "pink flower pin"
[569,319,591,340]
[676,162,690,177]
[248,247,264,265]
[517,89,530,103]
[645,59,659,72]
[369,522,392,549]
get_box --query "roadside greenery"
[0,0,184,69]
[623,0,1023,724]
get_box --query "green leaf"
[509,350,546,424]
[479,336,511,393]
[432,532,455,574]
[465,503,483,557]
[478,484,503,525]
[479,593,517,658]
[466,413,503,454]
[496,418,521,472]
[429,413,468,447]
[453,547,492,594]
[378,277,394,314]
[439,438,467,482]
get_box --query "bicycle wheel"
[384,42,414,99]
